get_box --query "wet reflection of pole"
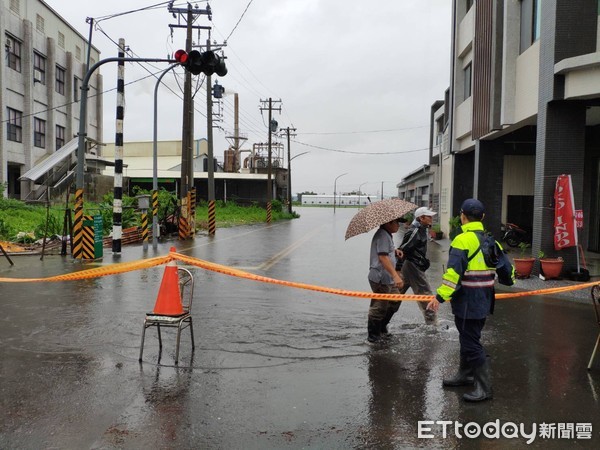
[141,354,194,444]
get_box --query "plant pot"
[540,258,564,280]
[430,230,443,240]
[513,257,535,279]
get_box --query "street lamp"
[333,172,348,213]
[153,64,178,250]
[358,182,369,207]
[288,151,310,214]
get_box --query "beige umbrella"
[345,198,417,240]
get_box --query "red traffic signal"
[173,49,227,77]
[174,49,188,64]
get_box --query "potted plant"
[430,223,444,240]
[513,242,535,279]
[538,251,564,280]
[449,215,462,240]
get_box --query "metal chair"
[139,267,195,365]
[588,284,600,370]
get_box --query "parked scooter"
[502,223,532,247]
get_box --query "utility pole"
[206,38,216,236]
[168,2,211,240]
[281,127,297,214]
[259,98,281,223]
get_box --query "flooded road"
[1,207,599,448]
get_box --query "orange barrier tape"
[171,252,600,302]
[172,252,443,302]
[0,255,170,283]
[1,250,598,303]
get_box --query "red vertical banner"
[554,174,578,250]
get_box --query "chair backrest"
[177,267,194,313]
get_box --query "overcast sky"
[49,0,452,198]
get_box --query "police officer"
[427,199,515,402]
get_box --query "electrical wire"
[224,0,255,42]
[291,139,429,155]
[297,126,428,135]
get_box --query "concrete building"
[0,0,102,199]
[102,139,276,205]
[439,0,600,270]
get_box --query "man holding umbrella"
[344,198,418,344]
[367,218,405,343]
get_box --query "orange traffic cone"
[152,248,183,315]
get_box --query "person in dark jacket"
[393,207,437,327]
[427,199,515,402]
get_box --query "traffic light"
[173,49,227,77]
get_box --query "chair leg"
[175,323,183,366]
[588,334,600,370]
[189,317,195,350]
[139,321,148,362]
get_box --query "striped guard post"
[208,199,216,236]
[73,189,84,259]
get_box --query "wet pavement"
[1,206,599,449]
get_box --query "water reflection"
[140,356,194,444]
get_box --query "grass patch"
[0,187,298,242]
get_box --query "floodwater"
[1,207,599,448]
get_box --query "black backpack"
[467,231,501,267]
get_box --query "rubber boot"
[443,355,475,387]
[367,318,382,343]
[463,359,493,402]
[380,312,394,338]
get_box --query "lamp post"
[333,172,348,213]
[288,151,309,214]
[358,182,368,207]
[153,64,178,250]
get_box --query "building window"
[56,125,65,150]
[463,63,472,100]
[34,118,46,148]
[9,0,19,14]
[520,0,541,52]
[6,34,21,72]
[36,14,45,33]
[76,45,81,60]
[7,108,23,143]
[33,52,46,84]
[55,65,65,95]
[74,77,80,101]
[58,31,65,48]
[532,0,541,42]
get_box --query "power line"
[225,0,255,42]
[297,125,428,135]
[291,139,429,155]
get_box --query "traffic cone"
[152,248,183,315]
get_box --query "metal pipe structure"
[333,172,348,213]
[74,57,173,259]
[153,64,178,250]
[358,181,369,207]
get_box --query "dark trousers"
[455,316,487,367]
[368,281,401,332]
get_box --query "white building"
[301,194,373,206]
[0,0,103,199]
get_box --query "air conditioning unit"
[5,38,12,50]
[33,68,43,82]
